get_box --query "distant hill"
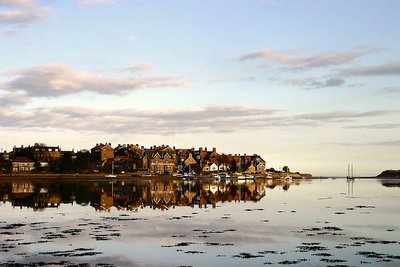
[377,170,400,178]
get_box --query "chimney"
[199,147,203,152]
[212,147,216,153]
[205,147,207,151]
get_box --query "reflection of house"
[33,194,61,210]
[91,189,114,210]
[11,182,35,198]
[12,157,35,173]
[149,181,176,208]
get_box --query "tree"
[282,166,290,173]
[230,159,237,173]
[75,151,93,173]
[60,152,74,173]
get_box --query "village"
[0,143,310,179]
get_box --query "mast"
[351,164,354,179]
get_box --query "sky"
[0,0,399,176]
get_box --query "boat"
[284,175,292,181]
[105,161,117,178]
[212,174,221,181]
[237,174,255,180]
[347,164,355,180]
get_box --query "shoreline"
[0,173,397,181]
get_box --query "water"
[0,178,399,266]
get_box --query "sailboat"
[106,161,117,178]
[347,164,355,180]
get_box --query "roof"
[13,157,34,163]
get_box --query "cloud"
[208,76,256,83]
[339,62,400,76]
[0,105,394,135]
[295,110,395,122]
[238,48,278,62]
[2,29,20,36]
[325,140,400,147]
[370,140,400,146]
[0,0,36,7]
[0,8,47,26]
[0,105,283,134]
[0,92,30,106]
[119,63,156,73]
[376,87,400,95]
[284,77,345,89]
[1,63,190,97]
[77,0,114,6]
[0,0,48,27]
[238,48,377,71]
[343,123,400,129]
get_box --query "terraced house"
[141,145,177,174]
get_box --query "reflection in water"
[0,178,299,211]
[0,178,399,267]
[381,179,400,188]
[347,179,354,196]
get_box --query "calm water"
[0,178,399,266]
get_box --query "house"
[91,143,114,162]
[209,162,218,172]
[247,163,256,174]
[12,157,35,173]
[31,143,61,162]
[218,163,229,172]
[202,162,210,173]
[256,162,266,172]
[184,153,197,173]
[13,143,61,162]
[141,145,177,174]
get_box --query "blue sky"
[0,0,399,176]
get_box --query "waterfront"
[0,178,399,266]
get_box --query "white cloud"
[77,0,114,6]
[295,110,395,122]
[0,0,48,27]
[376,87,400,94]
[208,76,256,83]
[238,48,378,71]
[339,62,400,76]
[0,0,36,7]
[284,77,345,89]
[0,92,30,106]
[0,105,394,135]
[1,63,190,97]
[343,123,400,129]
[119,63,156,73]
